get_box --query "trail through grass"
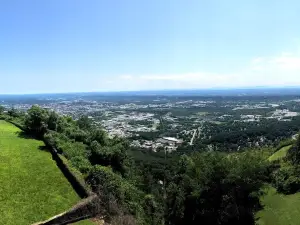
[0,120,93,225]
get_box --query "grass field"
[256,186,300,225]
[257,144,299,225]
[0,120,93,225]
[268,145,292,162]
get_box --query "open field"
[257,144,299,225]
[0,120,93,225]
[268,145,292,162]
[256,186,300,225]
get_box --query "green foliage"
[24,105,49,138]
[165,151,271,225]
[268,145,292,162]
[275,139,295,151]
[7,107,19,117]
[143,194,164,225]
[47,110,59,131]
[44,130,69,150]
[87,165,146,223]
[88,128,108,146]
[0,105,5,114]
[287,135,300,165]
[256,186,300,225]
[89,140,129,175]
[60,141,89,159]
[192,118,300,152]
[69,156,92,174]
[77,116,93,130]
[272,165,300,194]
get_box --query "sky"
[0,0,300,94]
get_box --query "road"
[190,129,197,145]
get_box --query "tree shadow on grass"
[38,145,50,152]
[15,131,36,140]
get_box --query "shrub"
[70,156,92,174]
[87,165,146,223]
[276,139,295,151]
[272,166,300,194]
[60,141,89,159]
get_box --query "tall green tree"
[24,105,49,138]
[47,110,59,131]
[77,116,92,130]
[165,151,270,225]
[0,105,5,114]
[8,107,19,117]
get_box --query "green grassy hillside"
[256,186,300,225]
[257,144,300,225]
[268,145,292,162]
[0,120,92,225]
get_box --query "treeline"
[191,118,300,152]
[0,105,277,225]
[272,136,300,194]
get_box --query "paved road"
[190,129,197,145]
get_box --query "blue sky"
[0,0,300,94]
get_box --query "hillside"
[257,186,300,225]
[268,145,293,162]
[257,144,300,225]
[0,120,92,225]
[1,104,299,225]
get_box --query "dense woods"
[1,105,299,225]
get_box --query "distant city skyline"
[1,0,300,94]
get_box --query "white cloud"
[140,73,210,81]
[270,55,300,70]
[108,51,300,91]
[120,75,134,80]
[250,53,300,71]
[251,57,265,64]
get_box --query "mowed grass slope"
[268,145,292,162]
[257,144,300,225]
[0,120,89,225]
[256,186,300,225]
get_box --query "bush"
[60,141,89,159]
[272,166,300,194]
[70,156,92,174]
[44,131,69,150]
[87,165,146,223]
[276,139,296,151]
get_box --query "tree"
[287,134,300,165]
[165,151,271,225]
[0,105,5,114]
[77,116,92,130]
[89,128,108,146]
[8,107,19,117]
[24,105,49,138]
[47,110,59,131]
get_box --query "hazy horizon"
[1,86,300,96]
